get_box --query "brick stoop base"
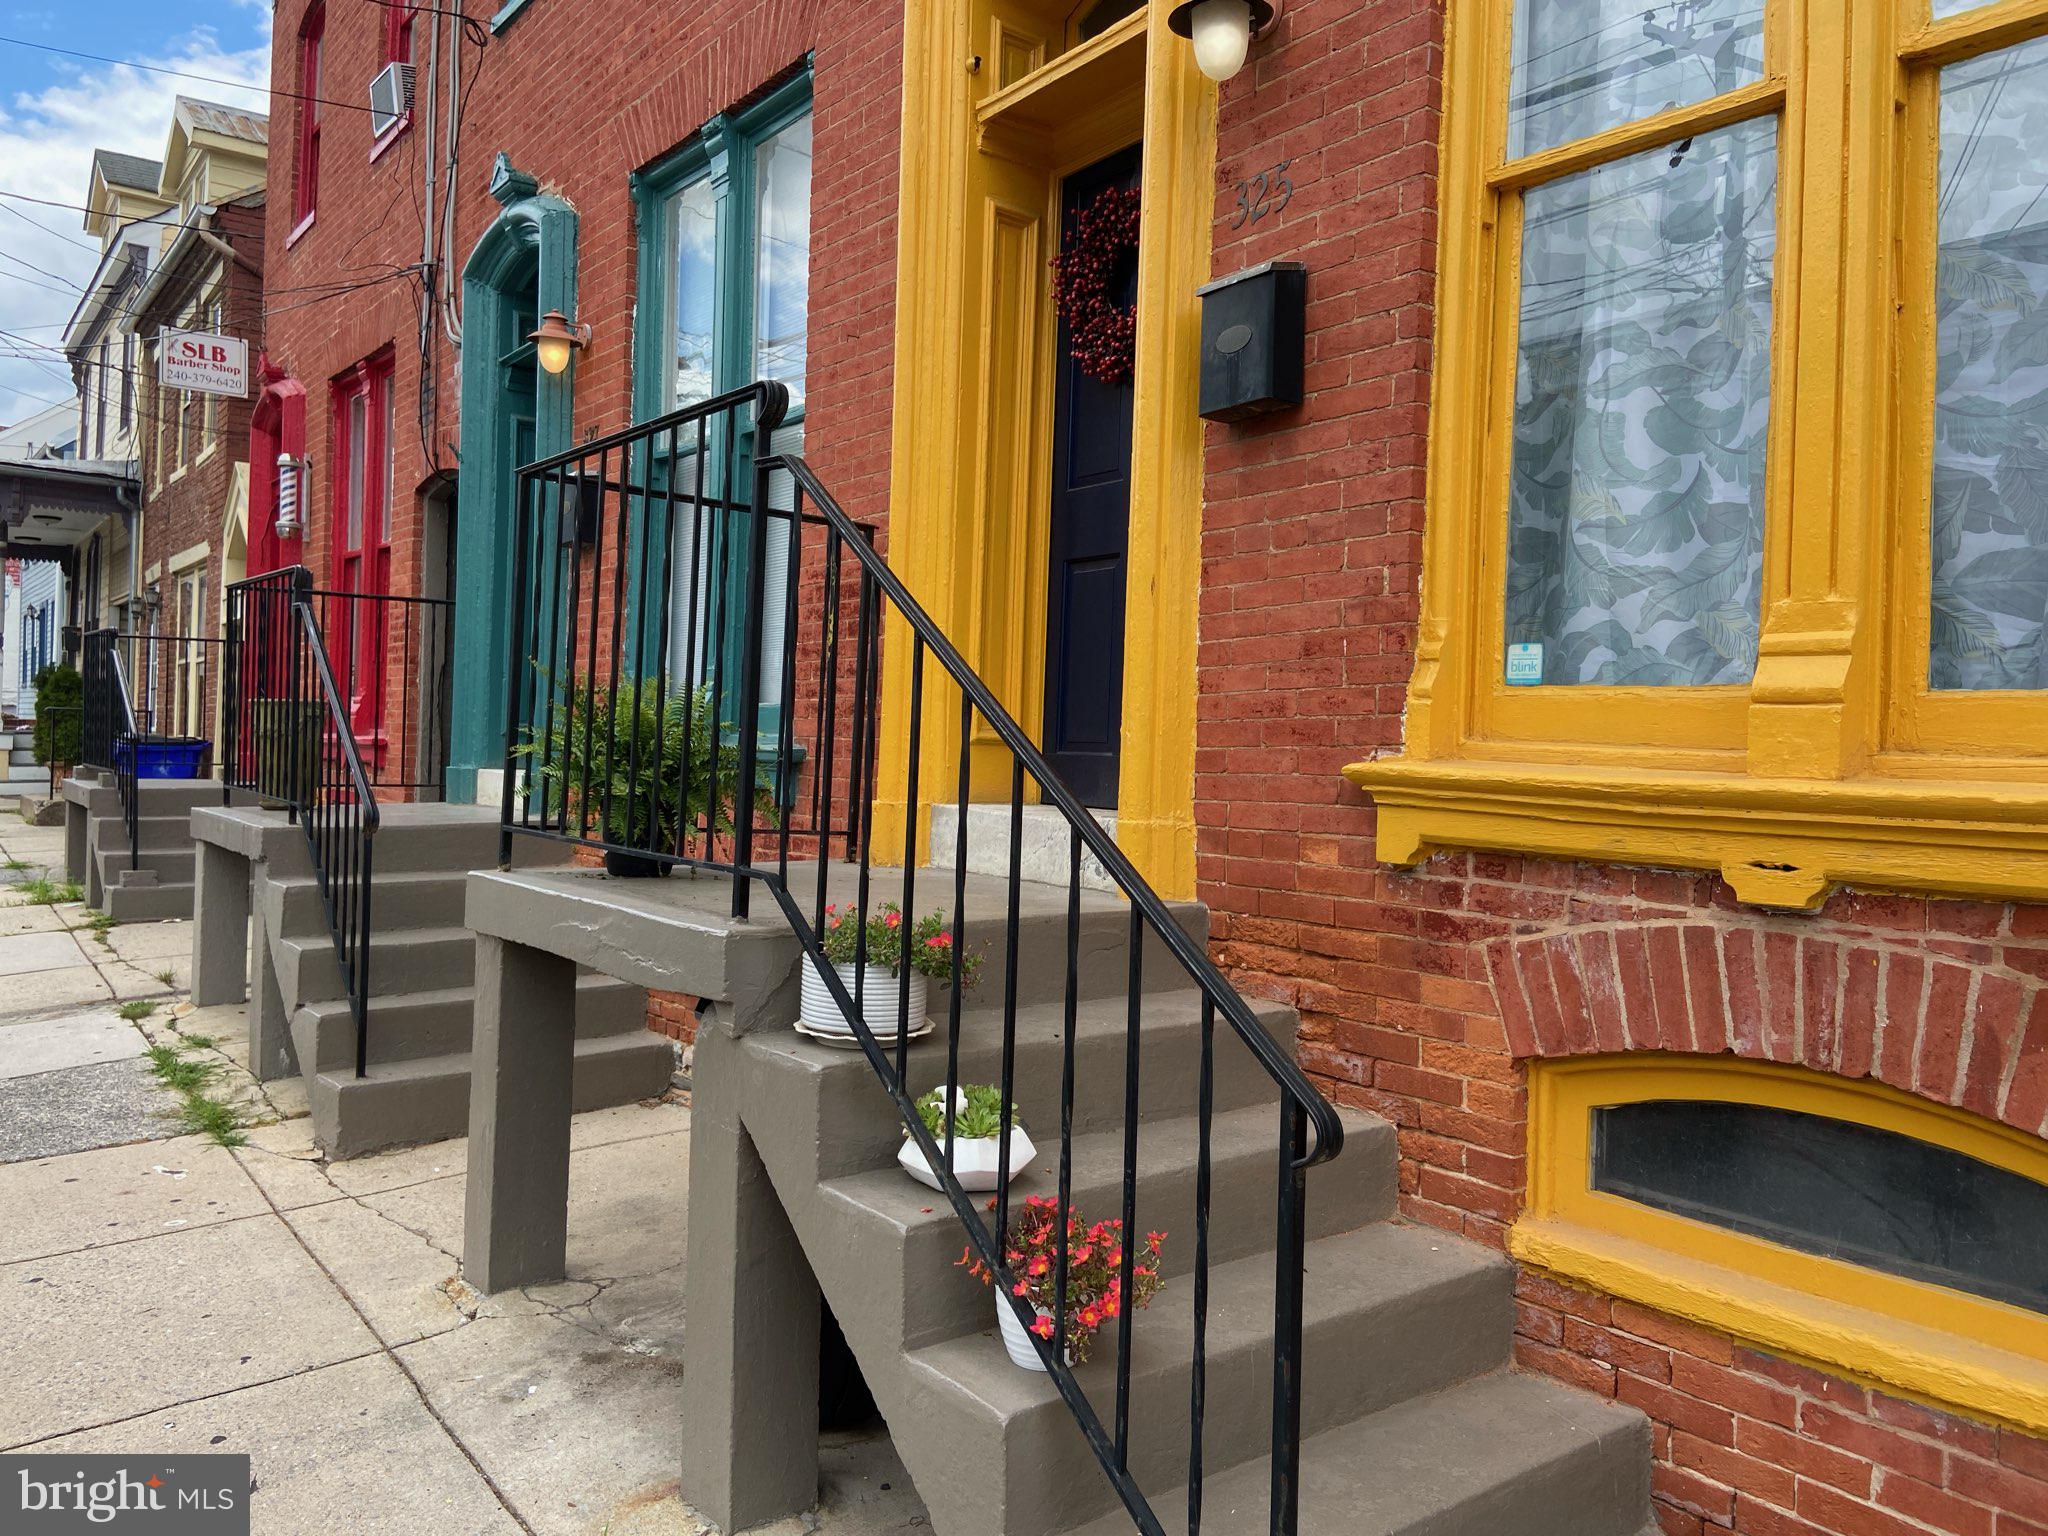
[1514,1271,2048,1536]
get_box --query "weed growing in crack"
[118,999,158,1022]
[181,1031,217,1050]
[18,874,82,905]
[142,1038,246,1147]
[154,967,177,988]
[3,858,30,872]
[86,912,116,947]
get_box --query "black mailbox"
[559,466,603,545]
[1196,260,1306,423]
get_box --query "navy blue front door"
[1042,143,1139,810]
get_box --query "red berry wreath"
[1051,184,1142,385]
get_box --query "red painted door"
[332,360,393,754]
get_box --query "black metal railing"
[223,567,430,1078]
[80,627,135,773]
[501,384,1345,1535]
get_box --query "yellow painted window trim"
[1516,1056,2048,1435]
[1347,757,2048,909]
[1363,0,2048,908]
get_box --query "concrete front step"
[276,924,477,1004]
[104,879,197,921]
[292,973,649,1074]
[94,845,196,883]
[906,1223,1520,1536]
[928,802,1121,894]
[823,1103,1393,1354]
[1059,1372,1650,1536]
[272,868,469,936]
[309,1030,674,1158]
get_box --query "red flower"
[1030,1315,1055,1340]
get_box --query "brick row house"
[128,99,269,747]
[246,0,2048,1532]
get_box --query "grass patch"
[181,1031,218,1050]
[86,912,116,947]
[18,873,83,905]
[141,1037,245,1148]
[117,999,158,1022]
[3,857,29,872]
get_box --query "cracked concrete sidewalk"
[0,819,933,1536]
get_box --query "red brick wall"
[1201,2,2048,1533]
[260,0,903,598]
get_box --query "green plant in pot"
[30,664,81,771]
[899,1082,1033,1192]
[801,902,980,1043]
[518,674,777,876]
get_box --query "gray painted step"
[910,1224,1521,1536]
[94,846,196,884]
[308,1030,673,1159]
[276,924,476,1003]
[823,1104,1394,1353]
[291,974,648,1073]
[104,881,195,922]
[273,869,469,936]
[1059,1372,1651,1536]
[899,987,1303,1138]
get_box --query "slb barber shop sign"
[159,331,249,398]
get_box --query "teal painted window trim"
[489,0,532,34]
[629,65,814,738]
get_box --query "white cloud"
[0,26,271,426]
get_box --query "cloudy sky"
[0,1,270,427]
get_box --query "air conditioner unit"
[369,62,415,139]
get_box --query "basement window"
[1594,1099,2048,1316]
[1515,1056,2048,1434]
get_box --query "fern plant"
[518,675,776,854]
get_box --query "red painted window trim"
[330,351,398,754]
[382,0,416,65]
[293,5,325,226]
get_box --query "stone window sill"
[1343,756,2048,909]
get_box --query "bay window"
[1348,0,2048,909]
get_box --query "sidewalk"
[0,818,930,1536]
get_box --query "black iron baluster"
[1116,898,1142,1469]
[944,689,969,1178]
[994,759,1024,1254]
[598,444,626,854]
[1053,826,1080,1368]
[1191,994,1214,1536]
[776,486,801,883]
[810,526,842,940]
[897,638,922,1087]
[1271,1098,1308,1536]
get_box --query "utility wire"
[0,35,345,116]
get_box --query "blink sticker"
[1505,642,1545,686]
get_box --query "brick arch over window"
[1483,919,2048,1137]
[605,2,819,171]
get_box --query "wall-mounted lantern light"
[276,453,306,542]
[529,310,592,376]
[1165,0,1280,83]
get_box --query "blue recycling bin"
[114,735,211,779]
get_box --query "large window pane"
[1929,38,2048,692]
[1509,0,1766,159]
[668,177,717,409]
[753,113,812,410]
[1505,119,1777,687]
[1596,1100,2048,1316]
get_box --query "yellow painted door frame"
[875,0,1215,898]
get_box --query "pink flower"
[885,911,901,929]
[1030,1315,1055,1340]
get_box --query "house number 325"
[1232,160,1294,228]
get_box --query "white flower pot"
[800,959,927,1039]
[898,1125,1037,1192]
[997,1297,1062,1372]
